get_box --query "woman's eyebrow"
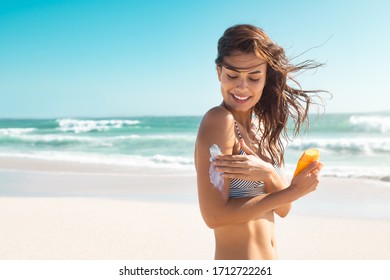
[223,62,266,74]
[228,68,263,74]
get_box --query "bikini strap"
[234,121,243,140]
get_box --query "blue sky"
[1,0,389,118]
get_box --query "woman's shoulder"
[196,106,236,149]
[201,106,235,127]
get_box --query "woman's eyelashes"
[227,73,238,79]
[226,73,260,82]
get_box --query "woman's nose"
[236,77,247,89]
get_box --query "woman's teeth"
[233,94,250,101]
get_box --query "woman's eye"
[249,78,260,82]
[227,74,238,79]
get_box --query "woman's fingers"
[299,161,320,177]
[221,173,254,180]
[216,154,247,161]
[213,156,248,168]
[290,161,323,197]
[215,166,247,174]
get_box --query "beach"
[1,157,390,260]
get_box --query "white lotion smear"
[209,144,224,192]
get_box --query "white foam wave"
[5,133,110,145]
[321,166,390,180]
[289,137,390,153]
[108,134,195,141]
[0,151,195,170]
[112,135,141,140]
[143,134,196,141]
[6,133,194,144]
[284,163,390,180]
[0,128,36,136]
[349,115,390,133]
[149,154,194,165]
[57,119,140,133]
[2,151,387,180]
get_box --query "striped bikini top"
[229,121,282,199]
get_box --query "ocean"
[0,112,389,181]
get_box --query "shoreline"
[1,157,390,259]
[1,156,390,219]
[1,154,390,181]
[0,156,195,176]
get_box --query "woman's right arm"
[195,107,322,229]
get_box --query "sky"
[0,0,389,118]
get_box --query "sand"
[0,157,389,260]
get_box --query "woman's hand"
[212,139,273,182]
[288,161,324,198]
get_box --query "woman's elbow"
[204,220,218,229]
[202,214,223,229]
[201,209,227,229]
[276,210,289,218]
[275,204,292,218]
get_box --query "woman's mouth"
[232,94,251,103]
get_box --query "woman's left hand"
[213,139,272,181]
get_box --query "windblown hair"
[216,24,325,165]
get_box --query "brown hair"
[216,24,326,165]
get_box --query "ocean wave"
[109,134,196,141]
[349,115,390,133]
[2,133,195,146]
[144,134,196,141]
[149,154,194,165]
[2,133,111,145]
[56,119,141,133]
[320,166,390,180]
[284,163,390,181]
[289,137,390,154]
[0,151,195,170]
[1,151,388,180]
[0,128,36,136]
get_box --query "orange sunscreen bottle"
[293,148,320,176]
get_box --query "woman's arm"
[263,166,292,218]
[195,107,321,228]
[238,139,292,217]
[213,138,292,218]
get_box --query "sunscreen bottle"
[293,148,320,177]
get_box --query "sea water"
[0,112,389,180]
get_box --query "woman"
[194,24,324,260]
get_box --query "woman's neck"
[221,102,253,130]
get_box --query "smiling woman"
[194,24,326,260]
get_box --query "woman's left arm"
[214,139,292,217]
[263,164,292,218]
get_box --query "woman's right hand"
[288,161,323,199]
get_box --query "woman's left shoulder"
[200,106,235,130]
[196,106,236,153]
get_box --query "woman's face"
[217,52,267,113]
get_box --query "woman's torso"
[214,211,277,260]
[213,115,278,260]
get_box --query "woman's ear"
[216,65,222,81]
